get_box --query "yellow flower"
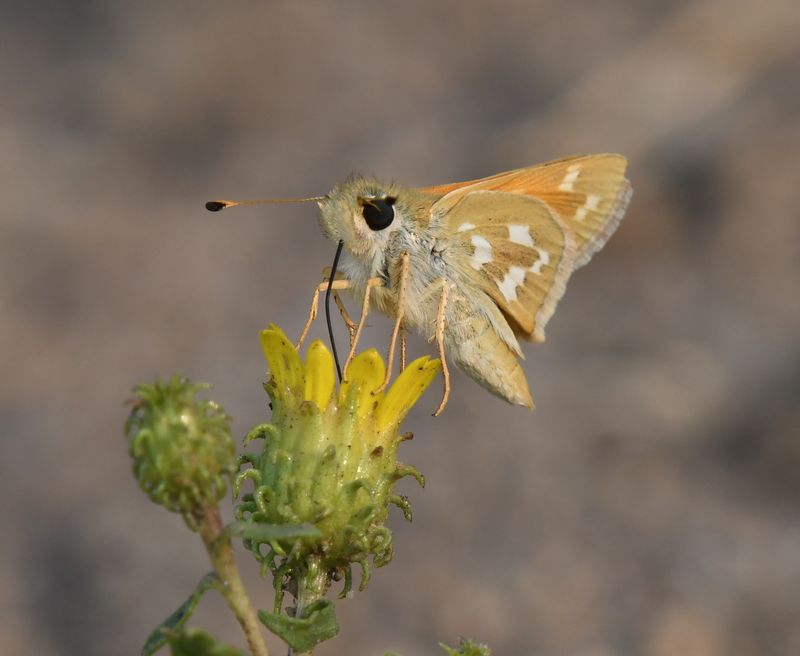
[259,324,440,435]
[236,324,440,602]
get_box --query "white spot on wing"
[470,235,492,270]
[458,222,476,232]
[529,245,550,275]
[508,224,534,247]
[498,266,527,303]
[574,193,602,222]
[558,165,581,192]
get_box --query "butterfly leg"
[400,326,407,371]
[296,278,351,350]
[322,266,358,345]
[342,277,384,380]
[333,290,357,347]
[433,279,452,417]
[377,252,410,392]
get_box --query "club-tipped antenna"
[205,196,326,212]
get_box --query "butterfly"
[208,154,632,415]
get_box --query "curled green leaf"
[258,598,339,652]
[166,628,245,656]
[440,638,492,656]
[225,520,321,541]
[141,573,220,656]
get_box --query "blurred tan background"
[2,1,799,655]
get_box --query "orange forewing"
[423,154,631,342]
[423,154,631,268]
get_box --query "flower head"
[235,325,440,601]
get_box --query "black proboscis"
[326,240,345,382]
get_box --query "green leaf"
[167,628,245,656]
[439,638,492,656]
[258,599,339,651]
[225,520,321,542]
[141,572,221,656]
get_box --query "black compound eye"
[361,197,396,231]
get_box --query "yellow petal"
[259,324,303,397]
[339,349,386,420]
[376,356,441,432]
[303,340,335,411]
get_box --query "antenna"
[204,193,346,381]
[205,196,326,212]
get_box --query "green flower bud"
[126,375,235,526]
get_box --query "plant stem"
[290,555,329,655]
[195,504,269,656]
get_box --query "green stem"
[195,505,270,656]
[292,555,329,655]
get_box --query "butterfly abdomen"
[446,312,534,408]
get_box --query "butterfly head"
[317,175,415,260]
